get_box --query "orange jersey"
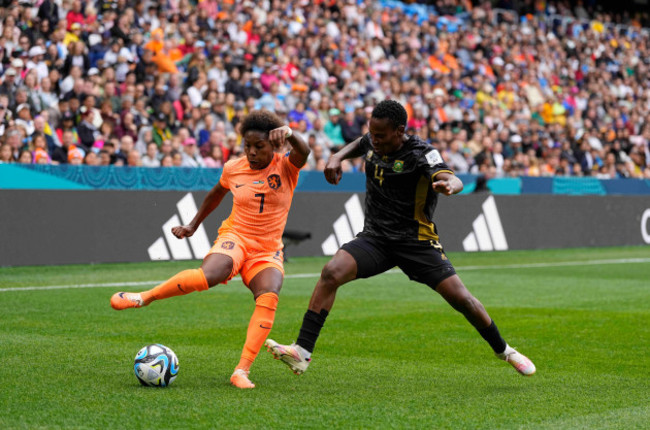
[218,153,300,251]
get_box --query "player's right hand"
[172,225,196,239]
[324,157,343,184]
[269,125,291,148]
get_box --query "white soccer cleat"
[498,345,536,376]
[265,339,311,375]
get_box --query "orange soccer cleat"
[230,369,255,389]
[110,292,146,310]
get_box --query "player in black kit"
[266,100,536,377]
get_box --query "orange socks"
[141,268,209,304]
[140,273,278,374]
[236,292,279,371]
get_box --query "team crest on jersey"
[425,149,443,166]
[267,174,281,189]
[393,160,404,172]
[221,241,235,250]
[366,150,373,161]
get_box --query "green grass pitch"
[1,246,649,429]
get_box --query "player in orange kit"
[110,110,310,389]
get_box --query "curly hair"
[240,109,285,138]
[371,100,407,130]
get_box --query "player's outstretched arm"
[172,183,230,239]
[269,125,310,168]
[324,136,365,185]
[432,171,464,196]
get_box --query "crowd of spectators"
[0,0,649,179]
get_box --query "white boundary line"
[1,257,649,293]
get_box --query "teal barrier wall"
[1,164,649,195]
[0,164,220,190]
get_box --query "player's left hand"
[269,126,292,148]
[432,180,454,195]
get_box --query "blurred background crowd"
[0,0,649,179]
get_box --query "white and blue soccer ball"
[134,344,179,387]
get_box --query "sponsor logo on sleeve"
[425,149,443,166]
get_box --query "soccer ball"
[133,344,179,387]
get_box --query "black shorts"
[340,234,456,290]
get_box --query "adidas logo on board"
[148,193,211,261]
[462,195,508,252]
[321,194,365,255]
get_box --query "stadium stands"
[0,0,648,180]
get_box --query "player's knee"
[320,261,345,289]
[201,254,235,287]
[201,263,233,287]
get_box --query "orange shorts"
[207,231,284,286]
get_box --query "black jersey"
[358,133,454,241]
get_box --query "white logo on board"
[641,209,650,244]
[148,193,211,261]
[462,195,509,252]
[321,194,365,255]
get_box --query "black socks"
[296,309,329,353]
[296,312,507,355]
[477,320,507,354]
